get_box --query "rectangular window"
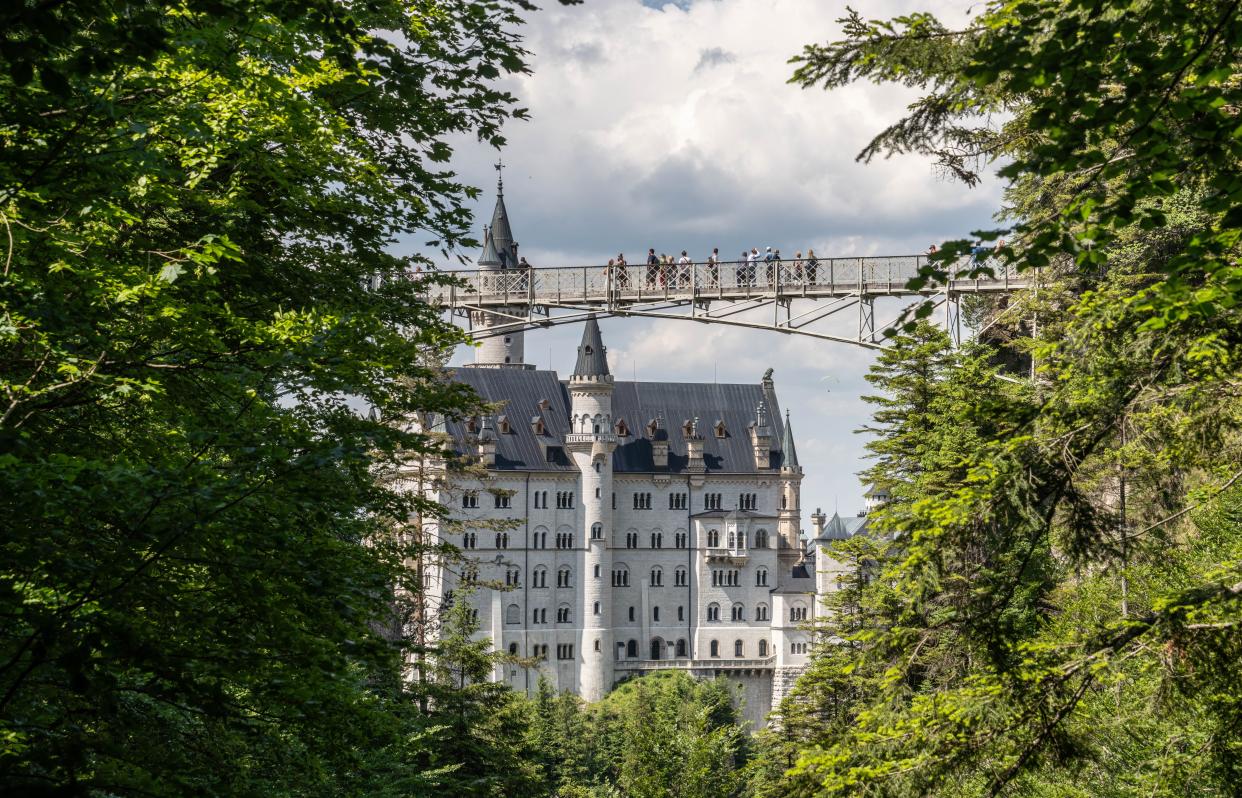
[557,644,574,660]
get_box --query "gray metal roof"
[814,512,870,543]
[445,368,792,474]
[572,316,610,378]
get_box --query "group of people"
[604,246,823,290]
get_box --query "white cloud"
[436,0,1000,519]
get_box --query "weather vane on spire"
[494,159,504,194]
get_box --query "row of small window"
[532,491,575,509]
[463,529,769,551]
[467,490,574,509]
[468,563,776,592]
[512,638,802,661]
[503,601,793,625]
[511,643,575,660]
[705,602,771,622]
[460,531,574,550]
[467,489,757,513]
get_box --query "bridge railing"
[420,255,1023,305]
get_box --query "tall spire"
[781,409,800,470]
[573,315,610,378]
[489,161,516,267]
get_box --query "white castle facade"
[415,184,868,728]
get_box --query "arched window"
[650,639,663,660]
[533,566,548,588]
[734,639,744,657]
[509,642,519,655]
[505,604,520,624]
[594,564,601,578]
[557,567,572,588]
[676,638,687,657]
[593,601,600,615]
[707,602,720,622]
[591,522,603,539]
[650,566,663,587]
[758,639,768,657]
[674,567,687,586]
[731,602,745,621]
[650,532,663,548]
[557,604,571,624]
[710,639,719,658]
[707,529,720,547]
[612,564,629,587]
[594,639,601,651]
[790,603,808,622]
[755,529,769,548]
[755,567,768,587]
[756,603,769,622]
[626,639,638,659]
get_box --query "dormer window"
[538,398,551,412]
[646,419,658,438]
[615,418,629,437]
[714,420,727,438]
[465,417,479,434]
[682,419,693,437]
[531,415,545,435]
[497,415,510,434]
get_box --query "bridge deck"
[427,255,1026,309]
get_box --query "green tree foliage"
[0,0,540,793]
[760,3,1242,795]
[523,672,752,798]
[418,594,544,797]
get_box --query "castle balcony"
[614,655,776,675]
[704,546,750,564]
[564,432,618,446]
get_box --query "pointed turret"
[478,226,501,268]
[573,315,610,379]
[780,410,800,472]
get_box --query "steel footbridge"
[424,255,1028,349]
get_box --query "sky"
[404,0,1005,531]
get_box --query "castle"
[417,182,868,727]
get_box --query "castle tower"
[467,169,530,368]
[777,410,803,559]
[563,316,617,701]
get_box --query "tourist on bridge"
[794,252,804,282]
[518,256,532,291]
[763,246,775,285]
[806,248,819,284]
[708,248,720,287]
[646,248,658,288]
[677,251,692,288]
[747,248,760,286]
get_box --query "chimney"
[650,415,669,470]
[811,507,827,539]
[685,417,705,474]
[750,401,771,469]
[478,416,497,467]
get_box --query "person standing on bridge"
[646,248,658,289]
[794,252,804,283]
[677,250,692,289]
[806,248,818,284]
[763,246,775,286]
[518,256,532,291]
[708,248,720,287]
[747,248,760,286]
